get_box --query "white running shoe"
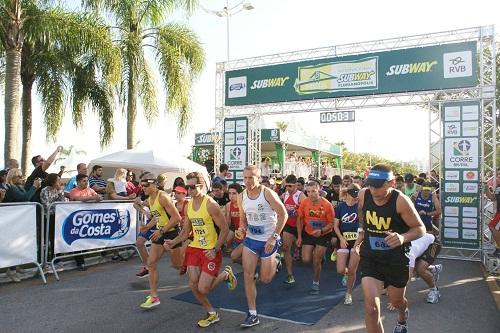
[426,288,440,304]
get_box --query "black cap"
[404,173,414,182]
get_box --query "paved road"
[1,256,498,333]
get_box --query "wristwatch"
[272,232,280,240]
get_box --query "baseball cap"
[404,173,414,182]
[365,170,394,188]
[140,172,157,181]
[173,186,187,194]
[276,177,283,185]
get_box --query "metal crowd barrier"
[46,200,141,281]
[0,202,47,284]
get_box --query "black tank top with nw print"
[361,189,410,264]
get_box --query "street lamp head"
[243,3,254,10]
[215,10,225,17]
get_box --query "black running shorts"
[360,256,409,288]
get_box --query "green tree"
[84,0,205,148]
[20,7,120,173]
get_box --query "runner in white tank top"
[236,165,288,328]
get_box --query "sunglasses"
[141,179,156,187]
[186,184,202,190]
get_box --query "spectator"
[69,174,101,202]
[111,168,128,197]
[126,171,142,196]
[64,163,88,197]
[40,173,67,262]
[25,146,63,199]
[3,168,41,282]
[106,179,136,200]
[212,163,229,184]
[4,158,19,170]
[0,169,8,202]
[260,157,271,178]
[88,165,107,195]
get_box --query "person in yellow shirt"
[165,171,236,328]
[134,172,182,309]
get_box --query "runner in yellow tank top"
[134,172,182,310]
[165,172,237,328]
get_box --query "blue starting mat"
[172,262,361,326]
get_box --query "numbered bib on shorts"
[343,232,358,241]
[310,220,324,229]
[248,224,264,235]
[369,236,391,251]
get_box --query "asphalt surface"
[0,255,499,333]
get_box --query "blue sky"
[1,0,499,170]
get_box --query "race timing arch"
[213,26,498,269]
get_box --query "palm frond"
[137,53,158,124]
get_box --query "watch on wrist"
[272,232,280,240]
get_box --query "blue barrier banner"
[54,202,136,253]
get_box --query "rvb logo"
[443,51,472,78]
[62,209,130,245]
[227,76,247,98]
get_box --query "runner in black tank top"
[354,164,425,333]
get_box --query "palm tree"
[83,0,205,148]
[19,7,120,173]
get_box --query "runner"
[165,171,236,328]
[296,180,335,295]
[402,173,419,199]
[333,183,361,305]
[280,174,306,285]
[173,185,190,275]
[237,165,287,327]
[225,183,244,263]
[355,164,425,333]
[411,181,441,233]
[134,172,183,309]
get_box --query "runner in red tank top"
[173,185,190,275]
[280,174,306,285]
[225,183,245,263]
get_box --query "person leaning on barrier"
[106,180,136,200]
[3,168,41,203]
[69,174,101,202]
[40,173,68,260]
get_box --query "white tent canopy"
[88,149,210,189]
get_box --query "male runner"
[237,165,287,327]
[355,164,425,333]
[225,183,244,263]
[280,174,306,285]
[296,180,335,295]
[135,173,183,309]
[165,172,236,328]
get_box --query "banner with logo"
[225,41,477,106]
[54,202,137,254]
[0,204,38,268]
[223,117,248,184]
[441,101,481,249]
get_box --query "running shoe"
[6,269,21,283]
[224,265,237,290]
[430,264,443,283]
[309,283,320,295]
[135,266,149,278]
[275,252,282,273]
[393,322,408,333]
[140,295,160,309]
[283,274,295,285]
[293,247,300,261]
[330,249,337,262]
[341,274,348,287]
[254,272,260,282]
[197,312,220,327]
[344,292,353,305]
[426,288,440,304]
[240,312,260,328]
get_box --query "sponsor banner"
[223,117,248,183]
[0,204,38,268]
[225,41,477,106]
[441,101,481,249]
[194,133,214,146]
[261,128,280,142]
[54,202,137,254]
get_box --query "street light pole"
[226,0,230,61]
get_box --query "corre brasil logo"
[62,209,130,245]
[452,140,471,156]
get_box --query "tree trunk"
[21,74,34,175]
[4,48,22,166]
[126,56,137,149]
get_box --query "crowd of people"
[2,150,500,333]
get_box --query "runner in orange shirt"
[297,180,335,295]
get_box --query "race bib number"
[369,236,391,251]
[248,224,264,235]
[287,209,296,217]
[343,232,358,241]
[309,220,324,229]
